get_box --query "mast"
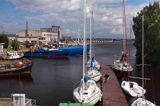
[77,29,80,44]
[89,9,93,67]
[25,21,28,37]
[82,0,87,89]
[122,0,128,62]
[142,15,144,88]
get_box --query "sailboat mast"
[77,29,80,44]
[142,15,144,88]
[122,0,128,62]
[89,10,93,65]
[82,0,87,88]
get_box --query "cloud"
[4,0,152,38]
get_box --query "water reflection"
[0,69,34,87]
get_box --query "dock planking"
[101,65,128,106]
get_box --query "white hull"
[87,59,101,70]
[121,81,146,97]
[88,69,102,82]
[113,60,133,72]
[3,52,24,60]
[131,98,156,106]
[73,80,102,105]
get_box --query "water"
[0,42,159,106]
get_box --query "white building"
[0,43,4,53]
[40,26,60,44]
[13,26,60,44]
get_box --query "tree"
[133,2,160,66]
[0,34,9,48]
[11,39,19,50]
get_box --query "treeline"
[0,33,20,50]
[133,2,160,66]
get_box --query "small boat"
[24,48,69,58]
[59,102,91,106]
[121,81,146,97]
[112,0,133,77]
[87,57,101,71]
[0,58,32,77]
[113,57,133,72]
[86,9,101,82]
[3,51,24,60]
[73,78,102,105]
[131,98,156,106]
[87,68,102,82]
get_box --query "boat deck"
[101,65,128,106]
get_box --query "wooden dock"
[101,65,128,106]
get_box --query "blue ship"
[59,44,90,56]
[24,48,69,58]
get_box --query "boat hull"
[59,44,90,56]
[131,98,156,106]
[0,59,32,78]
[73,80,102,105]
[121,81,146,97]
[24,49,68,58]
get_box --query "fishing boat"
[112,0,133,77]
[59,44,90,56]
[131,15,156,106]
[24,48,69,58]
[73,0,102,105]
[121,81,146,97]
[0,58,32,78]
[3,51,24,60]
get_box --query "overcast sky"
[0,0,158,38]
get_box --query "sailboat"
[86,8,101,71]
[86,9,102,82]
[73,0,102,105]
[120,0,146,97]
[112,0,133,77]
[131,15,156,106]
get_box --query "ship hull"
[59,44,90,56]
[24,49,68,58]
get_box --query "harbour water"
[0,41,159,106]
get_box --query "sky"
[0,0,159,38]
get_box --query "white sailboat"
[121,81,146,97]
[73,0,102,105]
[86,9,102,82]
[113,0,133,74]
[87,58,101,71]
[73,78,102,105]
[131,15,156,106]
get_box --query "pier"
[101,65,128,106]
